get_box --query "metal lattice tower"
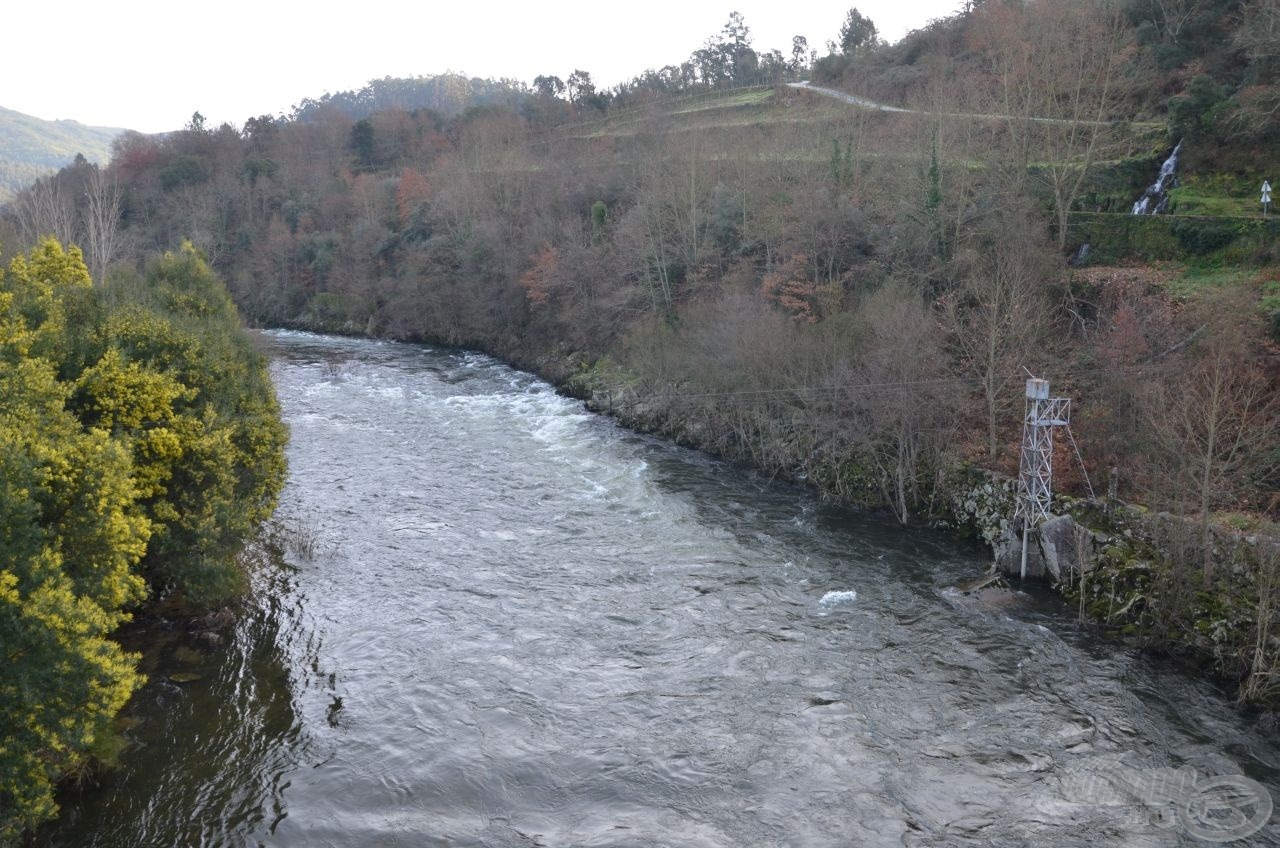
[1014,377,1071,579]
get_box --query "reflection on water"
[39,331,1280,847]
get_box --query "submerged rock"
[173,646,205,665]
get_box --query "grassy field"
[668,87,775,114]
[1166,264,1260,297]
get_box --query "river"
[38,331,1280,846]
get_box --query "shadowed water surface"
[39,331,1280,846]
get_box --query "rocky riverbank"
[545,351,1280,711]
[267,321,1280,711]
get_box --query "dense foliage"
[0,241,286,841]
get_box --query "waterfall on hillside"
[1131,140,1183,215]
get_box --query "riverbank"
[265,317,1280,713]
[553,353,1280,712]
[552,353,1280,712]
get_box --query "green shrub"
[0,241,286,841]
[1171,217,1239,254]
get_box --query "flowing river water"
[38,331,1280,846]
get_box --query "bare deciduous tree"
[849,282,958,524]
[1148,295,1280,586]
[969,0,1135,247]
[944,206,1057,460]
[1141,0,1213,45]
[1233,0,1280,67]
[1225,0,1280,137]
[1241,542,1280,705]
[84,165,122,285]
[15,175,78,248]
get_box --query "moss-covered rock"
[940,466,1018,547]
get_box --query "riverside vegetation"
[0,241,287,840]
[2,0,1279,832]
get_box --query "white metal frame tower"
[1014,377,1071,579]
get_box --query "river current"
[38,331,1280,846]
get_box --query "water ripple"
[38,330,1280,847]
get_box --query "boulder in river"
[994,514,1100,581]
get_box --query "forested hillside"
[0,105,122,203]
[818,0,1280,171]
[2,1,1278,705]
[5,2,1276,520]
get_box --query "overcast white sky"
[1,1,961,134]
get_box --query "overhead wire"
[594,354,1280,408]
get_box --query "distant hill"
[290,73,529,122]
[0,105,125,202]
